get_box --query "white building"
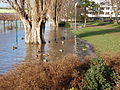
[88,0,120,20]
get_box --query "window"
[100,7,104,10]
[100,2,105,5]
[100,12,104,14]
[118,7,120,10]
[106,7,110,10]
[106,12,109,15]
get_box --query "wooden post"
[16,20,18,43]
[4,20,5,32]
[11,21,13,30]
[8,20,9,25]
[20,21,22,29]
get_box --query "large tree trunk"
[51,0,58,27]
[52,17,58,27]
[7,0,51,44]
[40,20,46,43]
[22,19,45,44]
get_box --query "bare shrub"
[0,54,90,90]
[102,52,120,74]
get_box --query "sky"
[0,2,10,8]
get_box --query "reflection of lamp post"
[70,11,72,25]
[75,2,79,31]
[64,8,67,21]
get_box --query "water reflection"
[25,44,45,61]
[44,26,75,61]
[24,26,75,62]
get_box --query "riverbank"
[71,23,120,54]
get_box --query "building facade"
[88,0,120,20]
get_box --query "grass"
[87,21,111,26]
[0,9,16,13]
[71,23,120,54]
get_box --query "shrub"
[103,53,120,74]
[0,54,90,90]
[59,21,71,28]
[83,57,119,90]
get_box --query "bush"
[83,57,119,90]
[0,54,90,90]
[59,21,71,28]
[0,54,119,90]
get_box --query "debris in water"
[13,46,17,50]
[59,49,64,52]
[54,38,57,41]
[43,59,48,62]
[48,41,51,43]
[21,37,24,40]
[61,36,65,40]
[82,48,87,51]
[61,41,64,45]
[37,50,41,53]
[36,54,39,57]
[43,53,49,56]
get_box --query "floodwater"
[0,20,95,74]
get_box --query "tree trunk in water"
[40,20,46,43]
[22,19,45,44]
[52,17,58,27]
[51,0,58,27]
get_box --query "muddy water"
[0,21,95,74]
[25,27,75,61]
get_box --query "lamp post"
[74,1,79,54]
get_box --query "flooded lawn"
[0,21,95,74]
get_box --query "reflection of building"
[88,0,120,20]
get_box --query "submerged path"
[0,22,96,74]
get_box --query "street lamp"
[74,1,79,54]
